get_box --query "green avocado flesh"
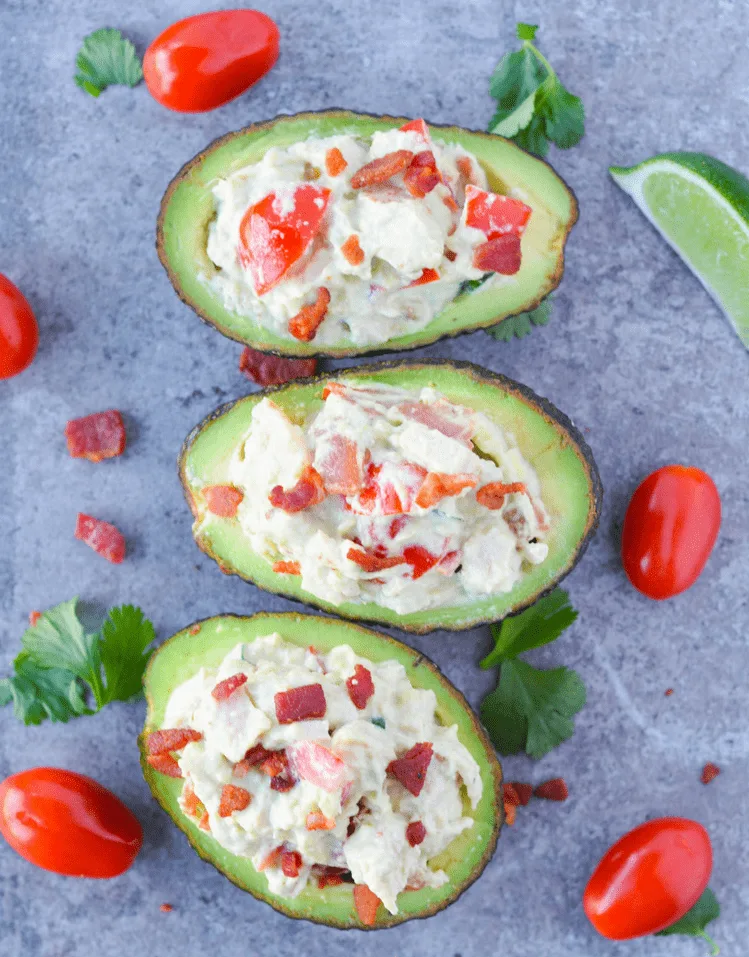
[140,612,503,928]
[158,110,577,357]
[180,361,602,633]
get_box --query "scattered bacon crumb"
[65,410,126,462]
[288,287,331,342]
[146,728,203,755]
[146,754,183,778]
[387,742,433,797]
[347,547,406,573]
[306,810,336,831]
[503,801,517,826]
[473,234,522,274]
[701,762,721,785]
[414,471,477,509]
[211,672,248,701]
[269,466,326,513]
[351,150,414,189]
[239,347,317,386]
[341,234,365,266]
[504,781,533,807]
[188,623,201,636]
[270,774,296,792]
[456,156,474,183]
[75,513,126,564]
[273,560,302,575]
[281,849,303,878]
[444,248,457,262]
[353,883,381,926]
[29,611,42,627]
[443,193,459,213]
[258,846,283,871]
[218,784,252,817]
[476,481,526,510]
[325,147,347,177]
[203,484,244,518]
[198,810,210,831]
[346,664,375,710]
[159,903,173,913]
[665,688,674,697]
[260,752,289,778]
[314,865,348,889]
[275,683,327,723]
[405,821,426,846]
[534,778,569,802]
[403,150,440,198]
[182,783,201,817]
[408,267,440,287]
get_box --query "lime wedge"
[610,152,749,348]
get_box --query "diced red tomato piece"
[406,821,427,846]
[306,810,336,831]
[473,235,522,275]
[341,234,365,266]
[182,783,202,817]
[404,151,440,198]
[65,410,126,462]
[387,742,433,796]
[353,883,382,926]
[272,560,301,575]
[351,150,414,189]
[316,434,362,495]
[325,147,347,177]
[28,611,42,627]
[464,184,532,238]
[408,267,440,286]
[287,741,349,792]
[399,118,431,141]
[238,185,331,295]
[346,664,375,710]
[146,728,203,755]
[288,287,331,342]
[476,481,526,510]
[75,514,126,564]
[258,846,283,871]
[203,485,244,518]
[403,545,440,580]
[388,516,408,539]
[437,550,462,575]
[353,461,427,516]
[269,465,326,513]
[218,784,252,817]
[281,849,303,878]
[211,673,247,701]
[239,347,317,386]
[275,684,327,723]
[414,472,477,509]
[146,754,183,778]
[347,547,406,572]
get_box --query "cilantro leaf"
[75,28,143,98]
[486,297,553,342]
[656,888,720,955]
[480,588,577,668]
[536,77,585,150]
[0,653,90,726]
[21,598,102,699]
[489,47,547,135]
[481,659,586,758]
[99,605,156,704]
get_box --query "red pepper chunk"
[275,684,327,723]
[239,347,317,386]
[406,821,427,847]
[146,728,203,755]
[218,784,252,817]
[65,410,126,462]
[281,849,303,878]
[204,484,244,518]
[408,267,440,287]
[211,673,247,701]
[404,151,440,198]
[399,118,431,141]
[464,185,532,238]
[347,547,406,573]
[473,235,522,275]
[74,514,126,564]
[403,545,440,580]
[387,742,433,796]
[346,665,375,710]
[146,754,183,778]
[269,466,326,513]
[476,481,526,510]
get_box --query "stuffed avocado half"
[140,612,503,929]
[158,111,577,357]
[180,361,602,633]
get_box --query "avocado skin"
[157,109,578,358]
[179,360,603,634]
[139,612,503,929]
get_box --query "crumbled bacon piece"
[146,728,203,755]
[408,267,440,286]
[28,611,42,627]
[399,118,431,141]
[204,484,244,518]
[270,774,296,792]
[233,759,251,778]
[211,672,247,701]
[239,347,317,386]
[665,688,674,697]
[269,466,326,513]
[473,234,522,274]
[346,664,375,710]
[182,784,201,817]
[272,560,301,575]
[75,514,126,564]
[476,481,526,510]
[351,150,414,189]
[404,150,440,197]
[160,903,173,913]
[306,810,336,831]
[325,147,347,177]
[503,801,517,826]
[188,623,201,635]
[275,684,327,723]
[281,849,303,878]
[701,762,720,785]
[218,784,252,817]
[405,821,426,846]
[341,234,365,266]
[347,546,406,573]
[414,471,477,509]
[456,156,475,183]
[288,287,331,342]
[259,752,289,778]
[198,810,210,831]
[146,754,183,778]
[65,410,126,462]
[444,248,457,262]
[313,865,349,889]
[387,742,433,797]
[258,846,284,871]
[353,883,381,926]
[504,781,533,807]
[534,778,569,801]
[243,744,277,766]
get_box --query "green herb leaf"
[99,605,156,704]
[488,47,547,136]
[480,659,586,758]
[485,297,553,342]
[536,77,585,150]
[656,889,720,955]
[0,652,90,726]
[75,28,143,98]
[516,23,538,42]
[480,588,577,668]
[21,598,102,698]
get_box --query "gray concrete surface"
[1,1,747,955]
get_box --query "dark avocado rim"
[156,109,578,358]
[139,611,504,929]
[178,359,603,634]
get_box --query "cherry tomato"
[584,817,712,940]
[621,465,720,599]
[0,768,142,878]
[0,273,38,379]
[143,10,280,113]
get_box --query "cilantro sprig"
[656,889,721,955]
[479,589,585,758]
[75,28,143,98]
[0,599,155,725]
[485,297,553,342]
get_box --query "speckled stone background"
[1,1,748,954]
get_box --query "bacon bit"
[473,234,522,275]
[665,688,674,697]
[275,684,327,723]
[258,846,284,871]
[322,381,347,401]
[351,150,414,189]
[347,546,406,573]
[701,762,721,785]
[404,150,440,197]
[306,810,337,831]
[444,247,457,262]
[233,759,251,778]
[314,865,349,889]
[260,752,289,778]
[408,267,440,286]
[456,156,475,183]
[239,347,317,386]
[211,672,248,702]
[204,484,244,518]
[269,465,326,513]
[387,742,433,797]
[325,147,347,177]
[182,783,201,817]
[476,481,526,510]
[346,664,375,710]
[399,118,431,141]
[146,754,183,778]
[146,728,203,755]
[503,801,517,826]
[160,903,173,913]
[281,849,303,878]
[402,545,440,580]
[28,611,42,627]
[65,410,126,462]
[188,623,201,636]
[534,778,569,802]
[198,810,210,831]
[288,287,331,342]
[74,513,126,564]
[341,234,365,266]
[405,821,426,846]
[353,884,382,926]
[273,560,301,575]
[288,740,349,792]
[415,471,477,509]
[218,784,252,817]
[504,781,533,807]
[270,774,296,792]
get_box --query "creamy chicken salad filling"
[215,380,550,615]
[206,119,533,346]
[153,633,482,914]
